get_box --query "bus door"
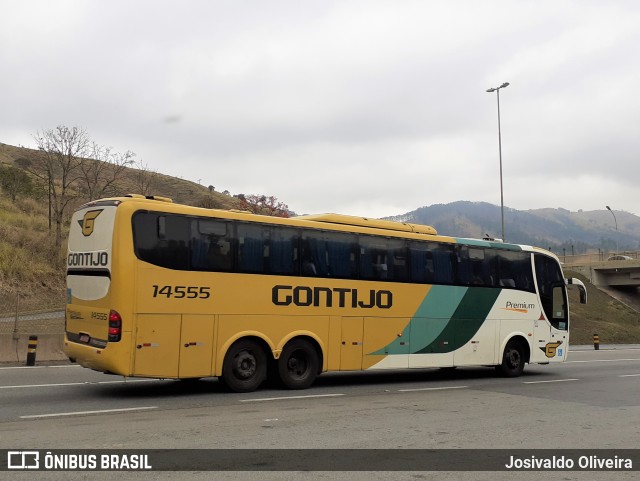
[133,314,214,378]
[534,254,569,362]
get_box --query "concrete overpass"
[564,252,640,287]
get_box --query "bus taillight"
[108,310,122,342]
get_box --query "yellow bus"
[64,195,587,392]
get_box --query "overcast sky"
[2,0,639,218]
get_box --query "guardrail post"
[593,334,600,350]
[26,335,38,366]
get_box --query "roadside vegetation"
[0,129,289,312]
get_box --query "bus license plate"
[80,334,90,343]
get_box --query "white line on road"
[618,374,640,377]
[523,379,579,384]
[20,406,158,419]
[565,358,640,363]
[240,393,345,402]
[0,379,157,389]
[0,365,80,370]
[398,385,468,393]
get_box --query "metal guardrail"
[562,251,640,266]
[0,308,65,335]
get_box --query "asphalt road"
[1,347,639,480]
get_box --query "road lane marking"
[0,365,80,370]
[565,359,640,363]
[0,379,157,389]
[398,385,468,392]
[523,379,579,384]
[618,374,640,377]
[240,393,345,402]
[20,406,158,419]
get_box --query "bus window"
[360,236,408,282]
[408,241,434,283]
[302,231,356,279]
[265,226,297,275]
[432,244,455,285]
[497,250,535,292]
[133,212,189,270]
[193,218,233,271]
[237,223,297,275]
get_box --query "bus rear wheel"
[221,339,267,393]
[278,339,319,390]
[496,339,525,377]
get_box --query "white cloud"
[2,0,640,218]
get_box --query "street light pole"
[606,205,618,254]
[486,82,510,241]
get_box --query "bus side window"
[267,227,297,275]
[133,212,189,270]
[302,231,356,279]
[498,250,535,292]
[194,219,232,271]
[433,246,455,285]
[237,223,265,273]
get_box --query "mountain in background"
[386,201,640,253]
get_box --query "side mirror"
[566,278,587,304]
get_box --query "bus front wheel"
[496,340,525,377]
[221,339,267,393]
[278,339,319,390]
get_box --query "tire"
[221,339,267,393]
[496,339,526,377]
[278,339,320,390]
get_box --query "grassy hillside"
[566,271,640,345]
[0,141,245,312]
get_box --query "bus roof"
[294,213,438,235]
[85,195,556,257]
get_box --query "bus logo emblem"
[78,210,103,236]
[541,341,563,358]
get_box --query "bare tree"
[29,126,90,248]
[78,143,135,200]
[132,159,158,196]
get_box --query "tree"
[78,143,135,200]
[29,126,91,248]
[26,125,137,248]
[0,163,35,202]
[132,159,158,196]
[239,194,290,218]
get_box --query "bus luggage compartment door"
[133,314,215,378]
[133,314,181,377]
[178,314,215,378]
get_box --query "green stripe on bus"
[415,287,502,354]
[370,285,467,356]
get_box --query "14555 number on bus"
[152,285,211,299]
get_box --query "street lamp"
[606,205,618,254]
[486,82,510,241]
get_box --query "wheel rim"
[233,350,257,380]
[507,348,521,369]
[287,349,309,380]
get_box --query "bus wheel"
[496,340,525,377]
[221,339,267,393]
[278,339,319,390]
